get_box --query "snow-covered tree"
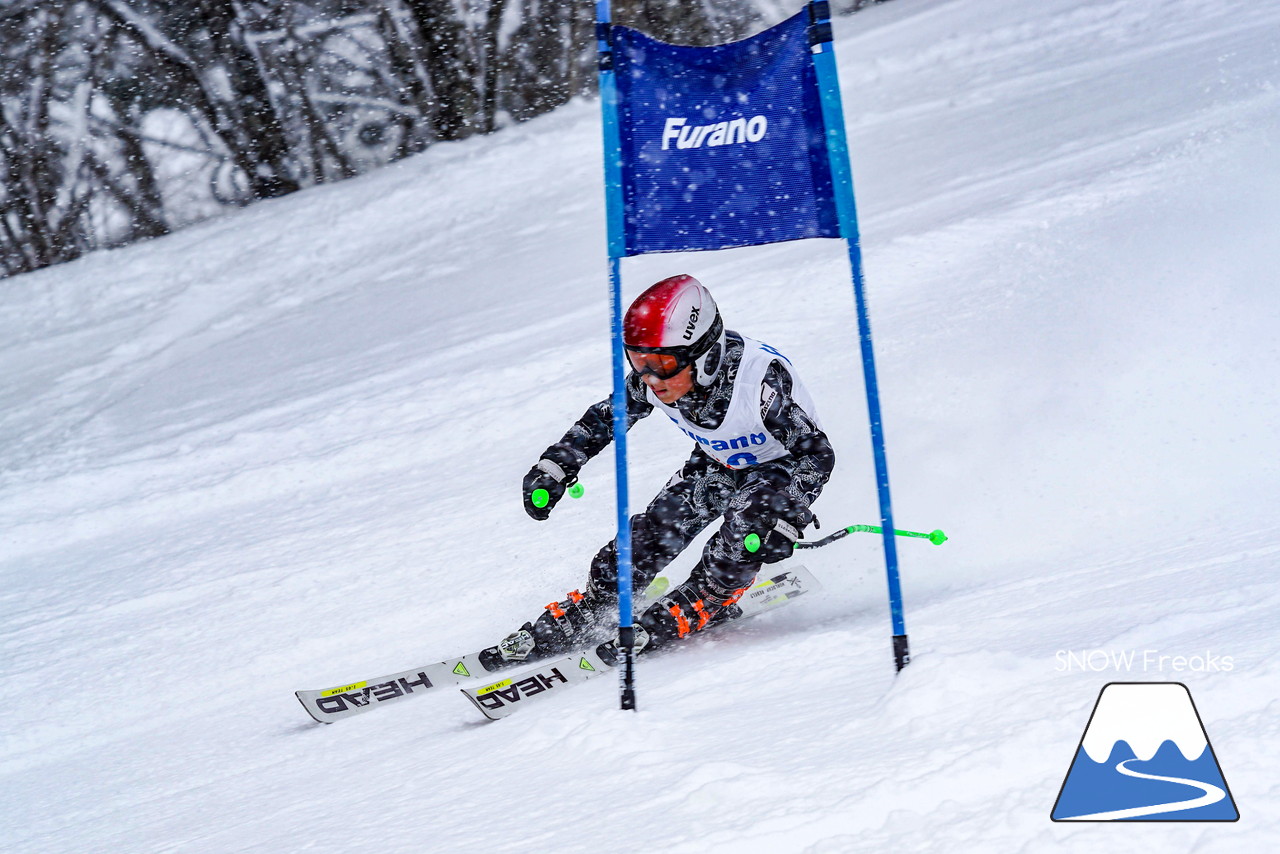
[0,0,886,278]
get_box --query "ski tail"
[295,654,487,723]
[294,575,678,723]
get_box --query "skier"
[481,274,835,669]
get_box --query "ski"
[461,565,820,721]
[295,652,489,723]
[294,576,673,723]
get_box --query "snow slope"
[3,0,1278,850]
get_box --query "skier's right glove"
[742,487,815,563]
[522,458,575,521]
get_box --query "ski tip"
[785,564,821,590]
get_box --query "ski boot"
[478,588,612,672]
[637,573,751,653]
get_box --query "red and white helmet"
[623,275,726,388]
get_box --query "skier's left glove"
[743,487,814,564]
[522,458,576,521]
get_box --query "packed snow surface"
[2,0,1278,851]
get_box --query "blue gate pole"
[596,0,638,708]
[809,1,910,671]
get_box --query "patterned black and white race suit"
[520,331,835,654]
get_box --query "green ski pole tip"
[531,488,549,509]
[929,529,948,545]
[568,483,585,499]
[744,533,761,553]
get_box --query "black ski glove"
[742,487,814,563]
[522,458,575,521]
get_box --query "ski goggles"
[626,348,690,380]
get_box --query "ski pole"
[530,482,586,510]
[744,523,947,553]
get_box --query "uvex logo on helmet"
[683,307,700,341]
[624,275,726,388]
